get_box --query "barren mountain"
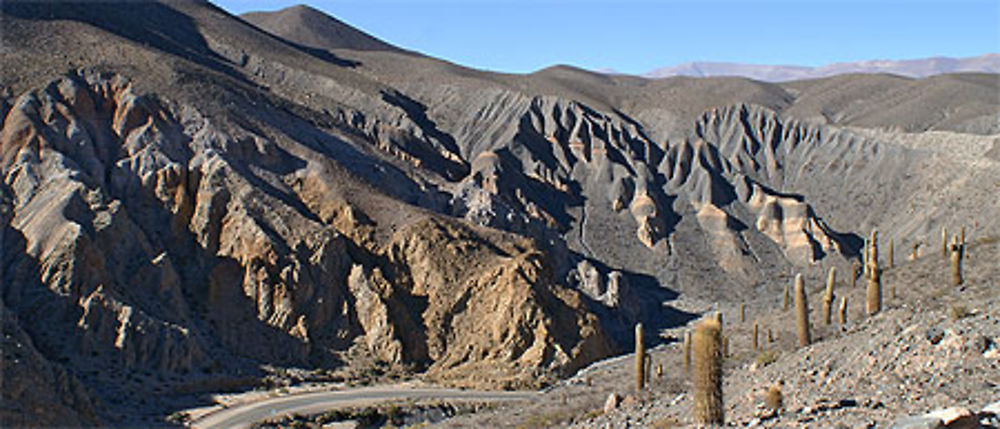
[643,54,1000,81]
[240,5,407,54]
[1,1,997,427]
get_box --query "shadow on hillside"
[572,256,697,352]
[380,90,469,181]
[2,2,247,82]
[288,42,362,68]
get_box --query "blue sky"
[216,0,1000,74]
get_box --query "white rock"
[604,392,621,414]
[922,407,972,424]
[982,399,1000,415]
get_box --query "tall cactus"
[783,282,791,311]
[683,331,692,374]
[822,267,836,325]
[911,243,919,260]
[941,227,948,258]
[794,274,811,347]
[866,265,882,316]
[850,261,860,289]
[951,236,964,286]
[692,318,724,425]
[888,239,894,268]
[635,323,645,392]
[739,302,746,323]
[752,320,759,352]
[868,230,879,275]
[839,296,848,324]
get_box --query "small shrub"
[756,350,778,367]
[650,417,681,428]
[949,304,971,321]
[764,385,783,410]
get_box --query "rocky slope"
[435,234,1000,428]
[1,1,998,427]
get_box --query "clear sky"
[214,0,1000,75]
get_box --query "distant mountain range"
[634,54,1000,81]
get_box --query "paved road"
[189,385,536,429]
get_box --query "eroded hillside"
[1,1,998,427]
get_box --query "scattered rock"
[621,394,640,409]
[604,393,621,414]
[923,407,976,428]
[889,415,944,429]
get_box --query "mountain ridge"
[240,4,410,54]
[639,53,1000,81]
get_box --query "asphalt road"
[189,385,536,429]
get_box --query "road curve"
[189,385,536,429]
